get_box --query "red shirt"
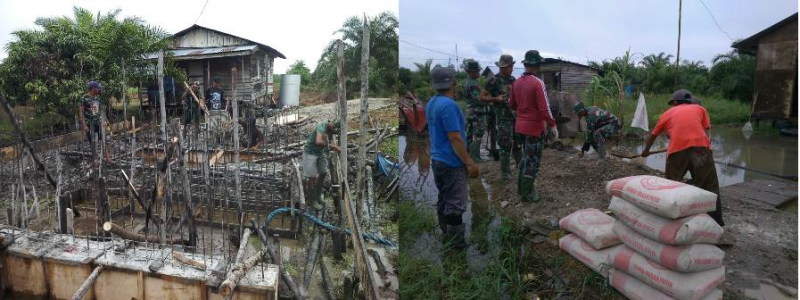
[652,104,712,155]
[508,73,556,137]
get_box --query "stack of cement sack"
[558,208,623,277]
[605,175,726,300]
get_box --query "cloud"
[473,40,501,56]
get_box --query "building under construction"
[0,34,398,300]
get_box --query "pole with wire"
[674,0,682,90]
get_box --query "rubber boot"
[518,176,541,203]
[512,148,522,168]
[445,224,468,250]
[469,142,484,162]
[500,154,511,181]
[596,143,607,159]
[437,213,447,235]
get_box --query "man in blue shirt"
[426,65,479,250]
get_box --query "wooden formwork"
[1,231,279,300]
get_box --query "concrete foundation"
[1,229,278,300]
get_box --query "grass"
[589,93,752,131]
[398,201,529,299]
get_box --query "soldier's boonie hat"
[572,102,586,115]
[463,59,481,72]
[431,65,456,90]
[494,54,515,68]
[522,50,544,66]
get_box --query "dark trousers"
[432,160,469,224]
[665,147,724,226]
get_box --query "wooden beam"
[251,219,305,300]
[103,221,190,245]
[356,14,371,221]
[173,252,207,270]
[71,265,103,300]
[218,248,268,297]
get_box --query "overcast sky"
[0,0,397,73]
[400,0,797,74]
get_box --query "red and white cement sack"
[559,234,622,277]
[609,197,723,245]
[609,268,723,300]
[559,208,621,249]
[612,221,725,272]
[609,247,725,300]
[605,175,717,219]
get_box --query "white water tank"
[279,74,301,107]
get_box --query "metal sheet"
[279,74,301,107]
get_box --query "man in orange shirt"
[641,89,723,227]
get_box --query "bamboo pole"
[71,265,103,300]
[232,67,243,236]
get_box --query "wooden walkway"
[721,179,798,208]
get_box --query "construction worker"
[641,89,724,227]
[509,50,557,202]
[573,102,621,159]
[78,80,113,164]
[462,59,487,162]
[180,81,203,130]
[303,119,341,210]
[426,65,479,250]
[205,76,230,113]
[481,54,519,180]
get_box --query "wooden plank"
[721,179,798,208]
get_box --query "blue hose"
[264,207,397,247]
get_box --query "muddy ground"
[475,146,798,299]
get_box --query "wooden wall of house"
[176,56,253,107]
[540,63,598,94]
[173,28,248,48]
[753,19,798,119]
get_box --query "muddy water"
[608,126,798,187]
[399,135,503,272]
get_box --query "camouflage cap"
[572,102,586,115]
[462,59,481,72]
[494,54,515,68]
[522,50,544,66]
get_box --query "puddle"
[400,134,504,271]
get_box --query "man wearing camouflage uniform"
[481,54,519,180]
[303,119,342,210]
[462,59,487,162]
[509,50,557,202]
[573,102,621,159]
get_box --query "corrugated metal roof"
[143,45,257,60]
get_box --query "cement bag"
[609,197,723,245]
[610,247,725,300]
[605,175,717,219]
[609,268,723,300]
[613,221,724,272]
[558,234,622,277]
[559,208,621,249]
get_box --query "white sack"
[631,93,649,132]
[559,208,621,249]
[605,175,717,219]
[609,268,723,300]
[609,196,723,245]
[613,221,725,272]
[558,234,622,277]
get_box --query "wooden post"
[251,220,305,300]
[356,15,371,221]
[233,228,251,266]
[122,58,127,122]
[158,50,167,145]
[178,117,197,246]
[129,117,136,214]
[71,265,103,300]
[336,40,348,220]
[340,163,378,299]
[366,165,374,230]
[103,221,189,245]
[674,0,682,90]
[232,67,243,236]
[302,224,321,290]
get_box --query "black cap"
[213,76,221,83]
[431,65,455,90]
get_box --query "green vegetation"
[286,60,312,86]
[312,12,398,98]
[0,6,184,120]
[398,201,529,299]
